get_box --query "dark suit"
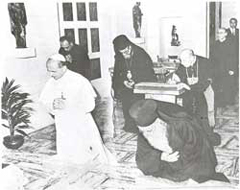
[226,28,239,42]
[112,44,157,133]
[136,101,229,183]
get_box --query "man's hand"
[65,54,72,63]
[178,82,191,90]
[161,151,179,162]
[53,98,65,110]
[229,70,234,75]
[207,78,213,84]
[124,80,135,89]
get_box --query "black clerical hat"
[113,35,131,51]
[129,99,158,127]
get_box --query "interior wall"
[91,1,116,98]
[93,0,142,97]
[4,2,60,90]
[1,0,133,132]
[221,1,239,28]
[145,0,208,60]
[3,0,232,132]
[3,1,61,132]
[105,0,145,39]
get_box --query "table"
[134,82,185,104]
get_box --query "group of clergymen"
[39,18,238,185]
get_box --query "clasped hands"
[65,54,72,63]
[53,98,65,110]
[229,70,234,75]
[124,80,135,89]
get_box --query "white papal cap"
[49,54,66,62]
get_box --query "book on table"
[134,82,185,95]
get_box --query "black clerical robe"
[211,39,238,107]
[175,56,212,133]
[112,44,157,133]
[59,44,91,79]
[136,101,229,183]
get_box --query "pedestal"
[11,47,36,59]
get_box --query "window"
[58,1,101,80]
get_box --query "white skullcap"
[180,49,194,58]
[49,54,66,62]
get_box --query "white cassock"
[40,70,115,165]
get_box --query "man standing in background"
[211,28,238,110]
[226,18,239,42]
[226,18,239,93]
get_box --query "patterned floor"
[214,105,239,185]
[2,97,239,189]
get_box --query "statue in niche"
[171,25,181,46]
[132,2,143,38]
[8,3,28,48]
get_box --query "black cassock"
[136,101,229,183]
[175,56,215,138]
[112,43,157,133]
[59,44,91,79]
[211,39,238,107]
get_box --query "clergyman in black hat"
[129,99,229,183]
[112,34,157,133]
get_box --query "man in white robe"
[40,54,114,165]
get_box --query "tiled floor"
[2,97,239,189]
[214,105,239,184]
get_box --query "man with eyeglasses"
[59,36,91,79]
[211,28,238,111]
[112,34,157,133]
[175,49,221,146]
